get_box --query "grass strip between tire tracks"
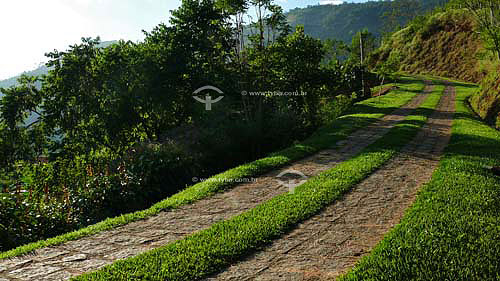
[0,77,424,260]
[71,84,444,281]
[339,82,500,281]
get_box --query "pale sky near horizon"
[0,0,368,80]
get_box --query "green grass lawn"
[71,83,444,281]
[340,83,500,280]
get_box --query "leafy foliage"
[0,0,378,251]
[470,66,500,129]
[449,0,500,60]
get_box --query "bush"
[318,94,354,124]
[0,142,199,251]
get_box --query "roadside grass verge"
[339,84,500,280]
[414,73,478,88]
[71,84,444,281]
[0,76,423,260]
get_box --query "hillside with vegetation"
[0,65,48,90]
[369,9,484,82]
[2,1,500,280]
[286,0,448,42]
[370,2,500,129]
[471,69,500,128]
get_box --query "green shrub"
[0,142,198,251]
[318,94,354,124]
[196,109,306,174]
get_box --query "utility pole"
[360,32,365,98]
[360,32,364,64]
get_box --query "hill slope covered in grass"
[370,9,484,82]
[470,69,500,129]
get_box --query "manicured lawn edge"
[339,84,500,280]
[71,84,444,281]
[0,77,424,260]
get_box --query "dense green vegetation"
[0,0,382,252]
[286,0,448,42]
[340,82,500,281]
[0,76,422,260]
[71,80,443,281]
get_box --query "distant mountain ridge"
[0,64,48,90]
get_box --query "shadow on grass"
[447,131,500,159]
[413,74,479,89]
[445,81,478,89]
[346,104,402,116]
[395,76,422,85]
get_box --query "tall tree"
[0,75,46,166]
[272,26,325,127]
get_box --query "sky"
[0,0,369,80]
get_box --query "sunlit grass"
[340,83,500,281]
[0,76,423,260]
[71,81,443,281]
